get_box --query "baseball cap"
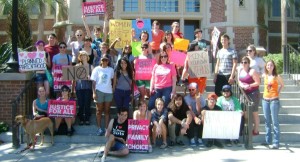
[222,85,231,91]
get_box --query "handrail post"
[11,102,20,149]
[244,103,253,149]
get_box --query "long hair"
[163,31,174,44]
[264,60,278,77]
[116,57,133,80]
[157,51,170,65]
[247,44,257,56]
[168,94,189,113]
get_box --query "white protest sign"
[187,50,210,78]
[212,27,220,58]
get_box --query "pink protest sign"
[53,65,72,91]
[169,50,187,66]
[134,59,156,80]
[127,119,150,152]
[18,51,47,72]
[48,100,76,118]
[82,1,106,16]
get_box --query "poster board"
[53,65,72,91]
[211,27,221,58]
[18,51,47,72]
[174,38,189,51]
[132,19,152,42]
[62,65,90,80]
[109,20,132,48]
[169,50,186,66]
[187,51,210,78]
[48,100,76,118]
[127,119,150,152]
[134,59,156,80]
[82,1,106,16]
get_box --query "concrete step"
[258,114,300,124]
[258,106,300,114]
[252,132,300,143]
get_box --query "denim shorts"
[35,73,47,83]
[110,140,127,151]
[95,90,113,103]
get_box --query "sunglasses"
[160,55,168,58]
[241,61,249,64]
[189,89,196,92]
[59,46,66,49]
[223,89,230,92]
[77,34,82,37]
[246,50,252,52]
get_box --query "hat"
[188,82,198,89]
[35,40,45,46]
[194,28,202,34]
[222,85,231,91]
[101,54,109,60]
[207,93,218,100]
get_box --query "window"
[238,0,245,8]
[123,0,138,12]
[185,0,200,12]
[296,0,300,17]
[272,0,291,17]
[145,0,178,12]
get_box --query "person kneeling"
[100,108,129,162]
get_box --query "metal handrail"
[286,44,300,85]
[11,76,36,148]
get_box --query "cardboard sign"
[202,111,241,139]
[187,51,210,78]
[18,51,47,72]
[134,59,156,80]
[82,1,106,16]
[212,27,220,58]
[109,19,132,48]
[174,38,189,51]
[169,50,186,66]
[127,119,150,152]
[131,41,142,57]
[53,65,72,91]
[62,65,90,81]
[48,100,76,118]
[132,19,152,42]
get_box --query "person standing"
[67,29,84,65]
[214,34,237,96]
[150,20,165,56]
[261,60,284,149]
[246,44,266,75]
[44,33,59,69]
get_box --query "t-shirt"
[152,64,177,89]
[168,105,190,120]
[70,41,83,63]
[250,56,265,75]
[184,95,206,116]
[190,39,210,51]
[216,96,242,112]
[216,48,237,75]
[201,105,222,111]
[44,44,59,68]
[111,118,128,141]
[91,66,114,93]
[150,30,165,50]
[52,53,71,66]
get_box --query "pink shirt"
[152,64,177,89]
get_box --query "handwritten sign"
[132,19,152,42]
[212,27,220,58]
[109,20,132,48]
[82,1,106,16]
[127,119,150,152]
[62,65,89,80]
[131,41,142,57]
[18,51,46,72]
[53,65,72,91]
[48,100,76,118]
[202,111,241,139]
[187,51,210,78]
[169,50,186,66]
[174,38,189,51]
[134,59,156,80]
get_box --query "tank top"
[116,73,132,91]
[88,50,95,65]
[263,75,279,99]
[239,69,259,93]
[111,118,128,141]
[36,98,48,112]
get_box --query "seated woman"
[54,85,75,136]
[151,98,168,149]
[32,86,49,120]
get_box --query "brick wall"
[210,0,226,23]
[233,27,254,52]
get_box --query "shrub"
[263,53,283,74]
[0,121,9,133]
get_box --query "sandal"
[160,143,167,149]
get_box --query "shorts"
[136,80,150,89]
[247,89,260,112]
[95,90,113,103]
[110,140,127,151]
[35,73,47,83]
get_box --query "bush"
[0,121,9,133]
[263,53,283,74]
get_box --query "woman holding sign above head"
[67,29,84,65]
[171,22,183,41]
[72,51,94,125]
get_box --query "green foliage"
[0,121,9,133]
[0,42,12,64]
[263,53,283,74]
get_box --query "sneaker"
[233,140,241,147]
[148,145,153,152]
[169,141,175,147]
[160,143,167,149]
[214,140,224,148]
[225,140,232,147]
[190,138,196,147]
[96,128,105,136]
[271,144,279,149]
[101,156,106,162]
[197,138,205,147]
[176,140,185,146]
[98,151,104,157]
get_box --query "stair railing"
[286,44,300,85]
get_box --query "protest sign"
[82,1,106,16]
[132,19,152,42]
[18,51,47,72]
[187,51,210,78]
[134,59,156,80]
[53,65,72,91]
[48,100,76,118]
[174,38,189,51]
[127,119,150,152]
[169,50,186,66]
[62,65,89,80]
[131,41,142,57]
[212,27,220,58]
[202,111,242,139]
[109,19,132,48]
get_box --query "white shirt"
[91,66,114,93]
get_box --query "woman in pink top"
[148,50,177,110]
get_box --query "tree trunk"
[281,0,288,73]
[37,1,45,40]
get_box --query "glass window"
[296,0,300,17]
[123,0,138,12]
[239,0,245,8]
[185,0,200,12]
[272,0,291,17]
[145,0,178,12]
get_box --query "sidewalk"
[1,141,300,162]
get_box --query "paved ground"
[1,141,300,162]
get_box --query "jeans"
[148,86,172,110]
[187,120,203,139]
[114,88,131,110]
[76,89,92,121]
[262,98,281,145]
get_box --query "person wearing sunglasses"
[52,42,72,68]
[148,50,177,110]
[184,82,206,147]
[246,45,265,75]
[216,85,243,147]
[67,29,84,65]
[238,56,261,136]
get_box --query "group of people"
[30,17,284,162]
